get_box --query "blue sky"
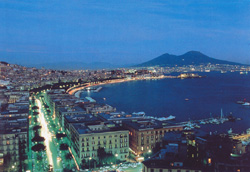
[0,0,250,65]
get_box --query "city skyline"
[1,0,250,66]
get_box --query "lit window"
[6,141,10,145]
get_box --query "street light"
[89,157,92,169]
[115,154,118,166]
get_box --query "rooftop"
[64,114,102,124]
[59,105,86,113]
[123,119,180,131]
[68,117,126,135]
[98,112,145,121]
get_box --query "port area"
[176,115,240,130]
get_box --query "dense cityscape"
[1,61,250,172]
[1,1,250,172]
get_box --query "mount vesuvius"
[136,51,243,67]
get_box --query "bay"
[81,72,250,133]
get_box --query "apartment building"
[123,119,184,155]
[0,90,29,170]
[64,114,129,165]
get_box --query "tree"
[33,111,39,116]
[32,135,45,142]
[32,106,39,110]
[97,147,106,165]
[65,153,72,160]
[80,159,87,169]
[56,133,66,139]
[33,125,42,131]
[105,154,116,165]
[97,147,116,166]
[65,153,73,169]
[37,153,43,161]
[60,143,69,151]
[31,144,46,152]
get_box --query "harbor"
[128,109,241,132]
[176,109,241,131]
[129,109,242,132]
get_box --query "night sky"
[0,0,250,66]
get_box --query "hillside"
[136,51,243,67]
[28,62,119,70]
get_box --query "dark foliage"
[60,143,69,150]
[32,106,39,110]
[31,144,46,152]
[33,125,42,131]
[56,133,66,139]
[32,135,45,142]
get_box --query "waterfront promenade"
[67,75,176,96]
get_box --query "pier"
[93,86,102,92]
[232,133,250,141]
[175,115,239,130]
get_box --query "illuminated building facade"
[123,119,184,155]
[64,114,129,165]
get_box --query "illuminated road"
[39,95,77,171]
[36,98,65,171]
[36,99,54,167]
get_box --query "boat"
[185,98,189,101]
[183,126,193,130]
[157,115,176,121]
[236,101,245,104]
[240,71,248,75]
[228,128,233,134]
[227,115,236,122]
[194,124,201,128]
[242,102,250,106]
[94,86,102,92]
[200,120,206,125]
[132,112,146,116]
[185,121,196,129]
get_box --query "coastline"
[67,75,177,96]
[76,72,250,134]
